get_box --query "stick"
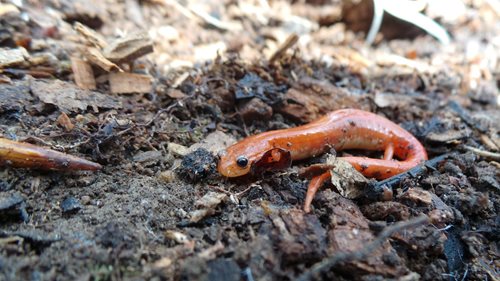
[463,145,500,161]
[366,153,451,200]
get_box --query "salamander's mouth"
[217,148,292,178]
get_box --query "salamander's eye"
[236,156,248,168]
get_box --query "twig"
[366,153,451,200]
[268,33,299,64]
[297,215,429,281]
[462,145,500,161]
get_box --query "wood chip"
[108,72,152,94]
[103,32,153,64]
[73,22,107,49]
[56,112,75,131]
[71,57,96,90]
[0,48,29,68]
[82,47,122,72]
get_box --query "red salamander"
[218,109,428,212]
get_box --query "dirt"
[0,0,499,280]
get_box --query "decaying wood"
[71,57,96,90]
[82,47,122,72]
[103,32,154,64]
[73,22,108,49]
[109,72,152,94]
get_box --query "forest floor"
[0,0,498,280]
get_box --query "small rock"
[187,131,236,155]
[133,150,163,163]
[168,142,189,157]
[158,170,177,183]
[60,197,82,215]
[81,195,91,205]
[0,47,29,68]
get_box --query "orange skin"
[0,137,102,171]
[218,109,428,212]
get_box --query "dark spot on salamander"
[407,144,414,151]
[372,171,382,179]
[342,127,348,133]
[349,120,356,127]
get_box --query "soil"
[0,0,498,281]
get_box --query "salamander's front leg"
[304,171,331,213]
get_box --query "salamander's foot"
[303,171,331,213]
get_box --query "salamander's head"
[217,141,291,178]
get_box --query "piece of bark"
[108,72,152,94]
[82,47,122,72]
[73,22,107,49]
[71,57,96,90]
[103,32,153,64]
[31,79,121,112]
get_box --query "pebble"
[60,197,82,214]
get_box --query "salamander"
[217,109,428,212]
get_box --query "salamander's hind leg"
[384,143,394,160]
[304,171,331,213]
